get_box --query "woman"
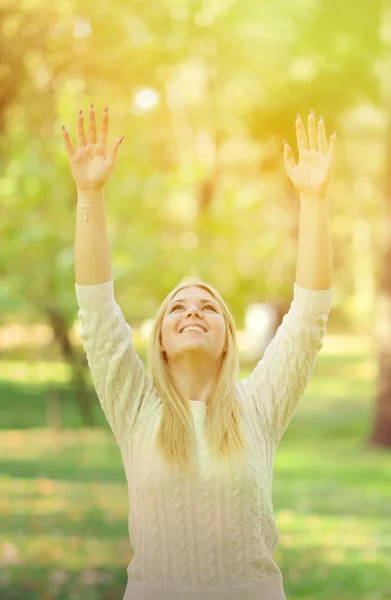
[63,104,336,599]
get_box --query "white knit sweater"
[74,279,333,600]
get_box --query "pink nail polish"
[79,109,82,115]
[90,103,94,109]
[104,106,108,112]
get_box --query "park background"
[1,0,390,598]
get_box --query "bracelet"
[77,202,105,222]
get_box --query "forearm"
[295,194,333,290]
[75,188,112,285]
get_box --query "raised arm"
[63,104,157,446]
[238,111,336,445]
[74,186,111,285]
[74,279,157,448]
[62,103,124,286]
[238,284,332,446]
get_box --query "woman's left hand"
[283,110,337,198]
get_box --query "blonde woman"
[63,104,336,600]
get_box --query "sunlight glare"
[133,88,159,112]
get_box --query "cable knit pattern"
[74,279,333,600]
[238,283,333,447]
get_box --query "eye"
[169,303,217,312]
[205,304,217,311]
[170,304,182,312]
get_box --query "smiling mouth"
[178,326,208,334]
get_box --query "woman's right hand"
[62,104,124,191]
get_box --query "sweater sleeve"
[238,283,333,446]
[74,279,156,447]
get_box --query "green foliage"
[0,343,390,598]
[1,0,385,333]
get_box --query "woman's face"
[160,286,227,362]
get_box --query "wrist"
[77,187,105,205]
[300,192,328,203]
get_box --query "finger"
[296,115,308,154]
[77,110,86,149]
[283,141,296,178]
[62,126,75,158]
[328,131,337,166]
[108,135,124,164]
[87,103,96,145]
[318,117,327,155]
[98,106,109,151]
[308,110,317,151]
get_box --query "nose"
[185,305,203,318]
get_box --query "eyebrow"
[168,298,219,307]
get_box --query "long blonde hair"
[147,279,251,479]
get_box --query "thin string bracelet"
[77,202,105,222]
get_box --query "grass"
[0,334,390,600]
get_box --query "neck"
[167,354,222,404]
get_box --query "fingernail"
[283,139,286,145]
[320,116,323,121]
[310,109,314,115]
[119,135,124,145]
[104,106,108,112]
[297,114,301,120]
[62,125,66,130]
[90,103,94,109]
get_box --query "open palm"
[283,111,337,198]
[62,105,124,191]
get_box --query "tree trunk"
[369,126,391,447]
[46,305,95,426]
[45,386,63,449]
